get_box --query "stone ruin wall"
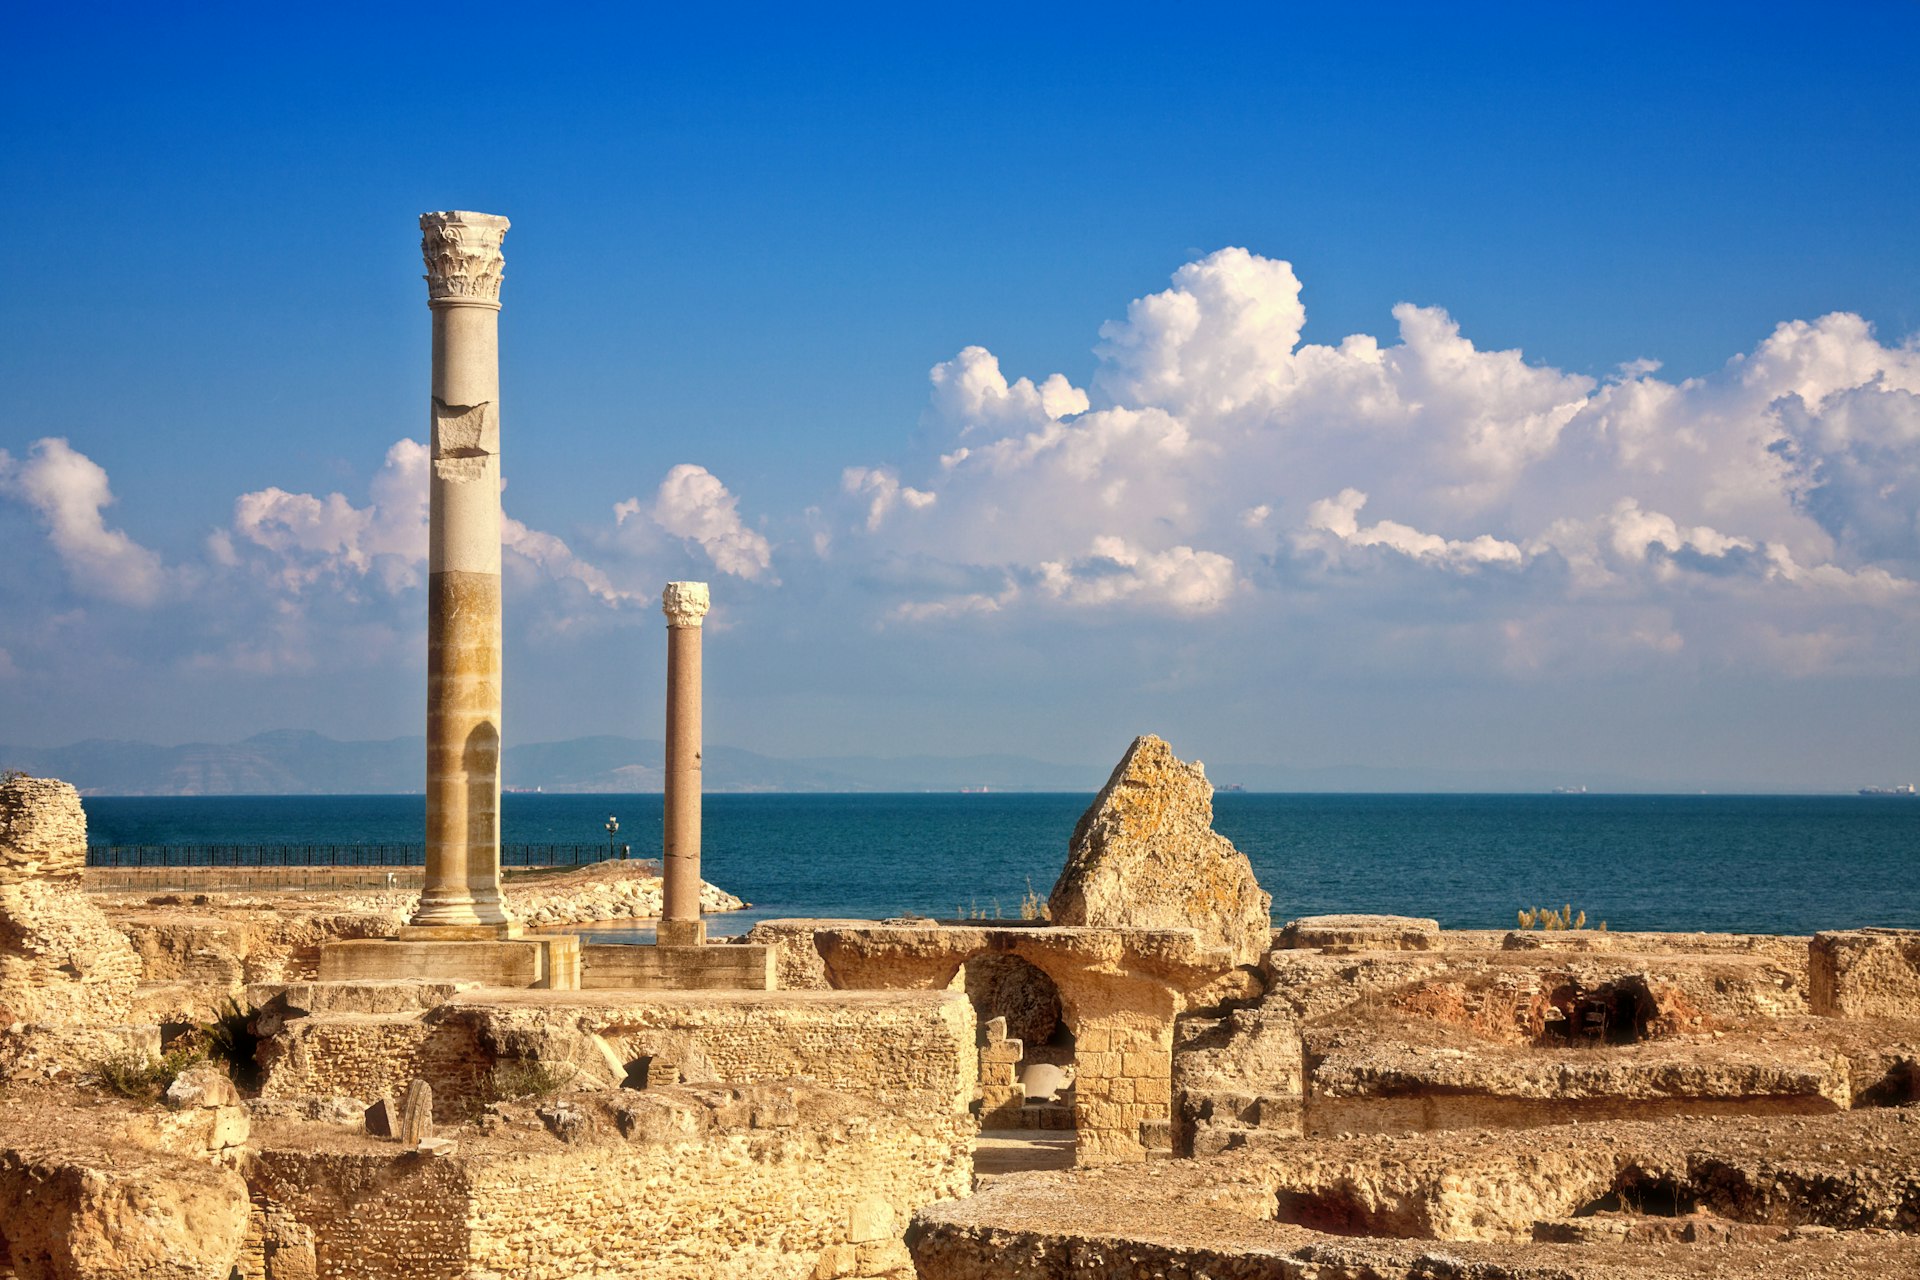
[243,1090,963,1280]
[1812,927,1920,1018]
[256,989,978,1124]
[0,775,141,1027]
[459,1119,956,1279]
[243,1150,469,1279]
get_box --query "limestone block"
[579,942,775,991]
[364,1096,396,1138]
[1810,928,1920,1018]
[0,1146,250,1280]
[1280,913,1439,953]
[399,1078,434,1145]
[165,1061,240,1109]
[742,919,849,990]
[1049,736,1272,967]
[317,937,577,989]
[849,1196,896,1242]
[305,1096,366,1126]
[854,1238,913,1276]
[124,1104,249,1154]
[812,1243,859,1278]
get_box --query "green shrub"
[199,997,263,1091]
[93,1043,206,1104]
[481,1058,576,1102]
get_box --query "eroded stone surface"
[911,1109,1920,1277]
[1814,928,1920,1019]
[1049,736,1271,967]
[0,776,140,1027]
[1280,913,1439,952]
[0,1097,250,1280]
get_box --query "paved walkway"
[973,1127,1076,1186]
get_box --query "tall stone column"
[412,211,512,935]
[659,581,709,947]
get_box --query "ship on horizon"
[1857,783,1917,796]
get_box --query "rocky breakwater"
[1049,734,1272,968]
[505,860,747,930]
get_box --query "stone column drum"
[412,211,512,936]
[659,581,709,947]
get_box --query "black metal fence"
[85,843,623,869]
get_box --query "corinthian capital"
[662,582,711,629]
[420,211,509,306]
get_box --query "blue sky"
[3,4,1918,787]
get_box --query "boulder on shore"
[1049,736,1272,967]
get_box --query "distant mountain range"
[0,729,1759,796]
[0,731,1108,796]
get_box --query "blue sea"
[83,793,1918,938]
[82,790,1912,940]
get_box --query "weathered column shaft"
[413,211,511,934]
[659,582,709,947]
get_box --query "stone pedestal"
[659,582,709,948]
[320,934,580,989]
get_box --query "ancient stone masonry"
[1812,927,1920,1018]
[976,1016,1025,1127]
[255,987,978,1121]
[1049,735,1272,967]
[241,1084,963,1280]
[747,919,1237,1165]
[910,1109,1920,1279]
[0,775,140,1027]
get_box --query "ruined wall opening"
[1542,975,1660,1046]
[962,952,1076,1129]
[1575,1170,1698,1219]
[1272,1188,1377,1236]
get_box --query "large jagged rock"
[0,776,140,1026]
[1049,736,1272,967]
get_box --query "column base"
[396,922,521,942]
[656,918,707,948]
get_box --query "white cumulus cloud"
[645,464,774,580]
[229,439,429,594]
[1037,537,1236,613]
[1301,489,1524,570]
[0,438,169,606]
[822,247,1920,675]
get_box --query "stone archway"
[960,951,1076,1130]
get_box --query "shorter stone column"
[658,582,709,947]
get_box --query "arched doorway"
[960,952,1076,1133]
